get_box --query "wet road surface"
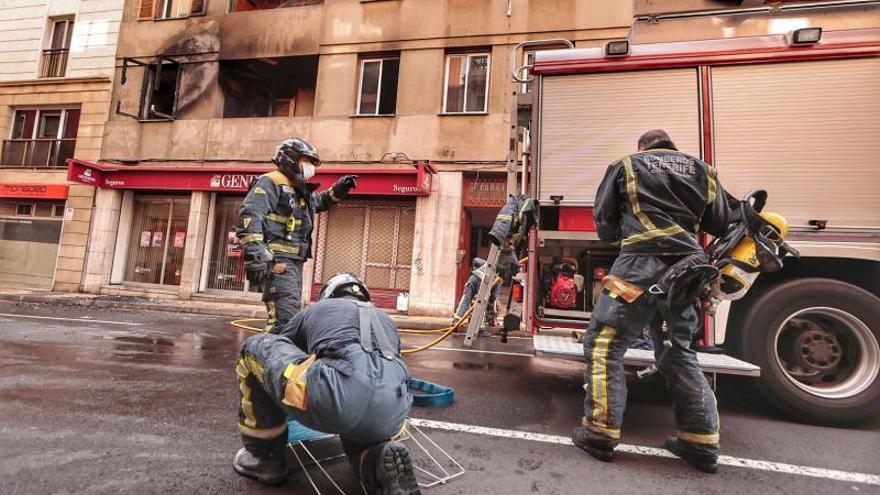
[0,301,878,494]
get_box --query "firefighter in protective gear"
[237,138,358,333]
[452,257,501,331]
[572,130,730,473]
[233,273,419,494]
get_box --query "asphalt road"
[0,301,877,495]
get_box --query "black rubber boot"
[572,426,614,462]
[664,436,718,474]
[233,433,289,486]
[359,441,421,495]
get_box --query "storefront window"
[205,196,260,293]
[0,199,64,287]
[123,196,190,286]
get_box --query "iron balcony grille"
[1,139,76,168]
[40,48,69,78]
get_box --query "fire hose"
[229,276,503,355]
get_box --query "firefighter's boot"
[664,436,718,474]
[359,441,421,495]
[233,434,289,485]
[572,426,614,462]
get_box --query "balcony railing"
[1,139,76,168]
[40,48,69,78]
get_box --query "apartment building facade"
[68,0,877,315]
[0,0,124,289]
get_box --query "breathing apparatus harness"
[641,190,800,358]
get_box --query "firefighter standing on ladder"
[573,130,730,473]
[237,138,358,333]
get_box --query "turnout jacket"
[236,171,340,263]
[593,149,730,256]
[279,298,402,358]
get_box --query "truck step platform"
[532,334,760,377]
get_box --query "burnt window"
[116,57,182,121]
[220,56,318,118]
[357,57,399,116]
[142,62,181,119]
[230,0,321,13]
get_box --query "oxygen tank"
[718,211,789,300]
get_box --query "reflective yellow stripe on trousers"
[589,326,618,435]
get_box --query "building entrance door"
[123,196,190,285]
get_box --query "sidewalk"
[0,286,450,330]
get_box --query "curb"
[0,292,450,328]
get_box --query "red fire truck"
[520,28,880,425]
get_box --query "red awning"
[66,159,435,196]
[0,183,69,200]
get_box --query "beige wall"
[0,0,123,81]
[408,171,462,316]
[0,78,111,291]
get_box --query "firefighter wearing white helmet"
[233,273,419,494]
[236,138,358,333]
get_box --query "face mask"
[301,163,316,180]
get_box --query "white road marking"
[409,418,880,486]
[0,313,142,327]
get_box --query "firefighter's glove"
[245,260,269,289]
[332,175,358,200]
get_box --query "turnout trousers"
[236,333,413,460]
[262,259,303,334]
[582,254,720,456]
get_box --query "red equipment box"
[558,207,595,231]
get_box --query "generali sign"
[0,183,69,199]
[67,159,435,197]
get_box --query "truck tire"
[736,278,880,426]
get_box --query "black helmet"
[319,273,370,302]
[272,138,320,179]
[471,257,486,270]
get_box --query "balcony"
[1,139,76,168]
[39,48,69,78]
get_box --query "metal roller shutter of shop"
[538,68,701,205]
[711,58,880,229]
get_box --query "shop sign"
[227,231,241,258]
[152,231,164,247]
[67,159,436,197]
[0,183,69,200]
[209,174,261,191]
[140,231,152,247]
[174,231,186,248]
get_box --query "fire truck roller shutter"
[711,57,880,230]
[538,69,701,205]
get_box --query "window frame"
[8,108,79,141]
[442,52,491,115]
[16,203,35,217]
[356,56,400,116]
[48,18,75,50]
[115,56,182,121]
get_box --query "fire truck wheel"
[737,278,880,426]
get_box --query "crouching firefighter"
[573,130,730,474]
[233,273,420,494]
[236,138,358,333]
